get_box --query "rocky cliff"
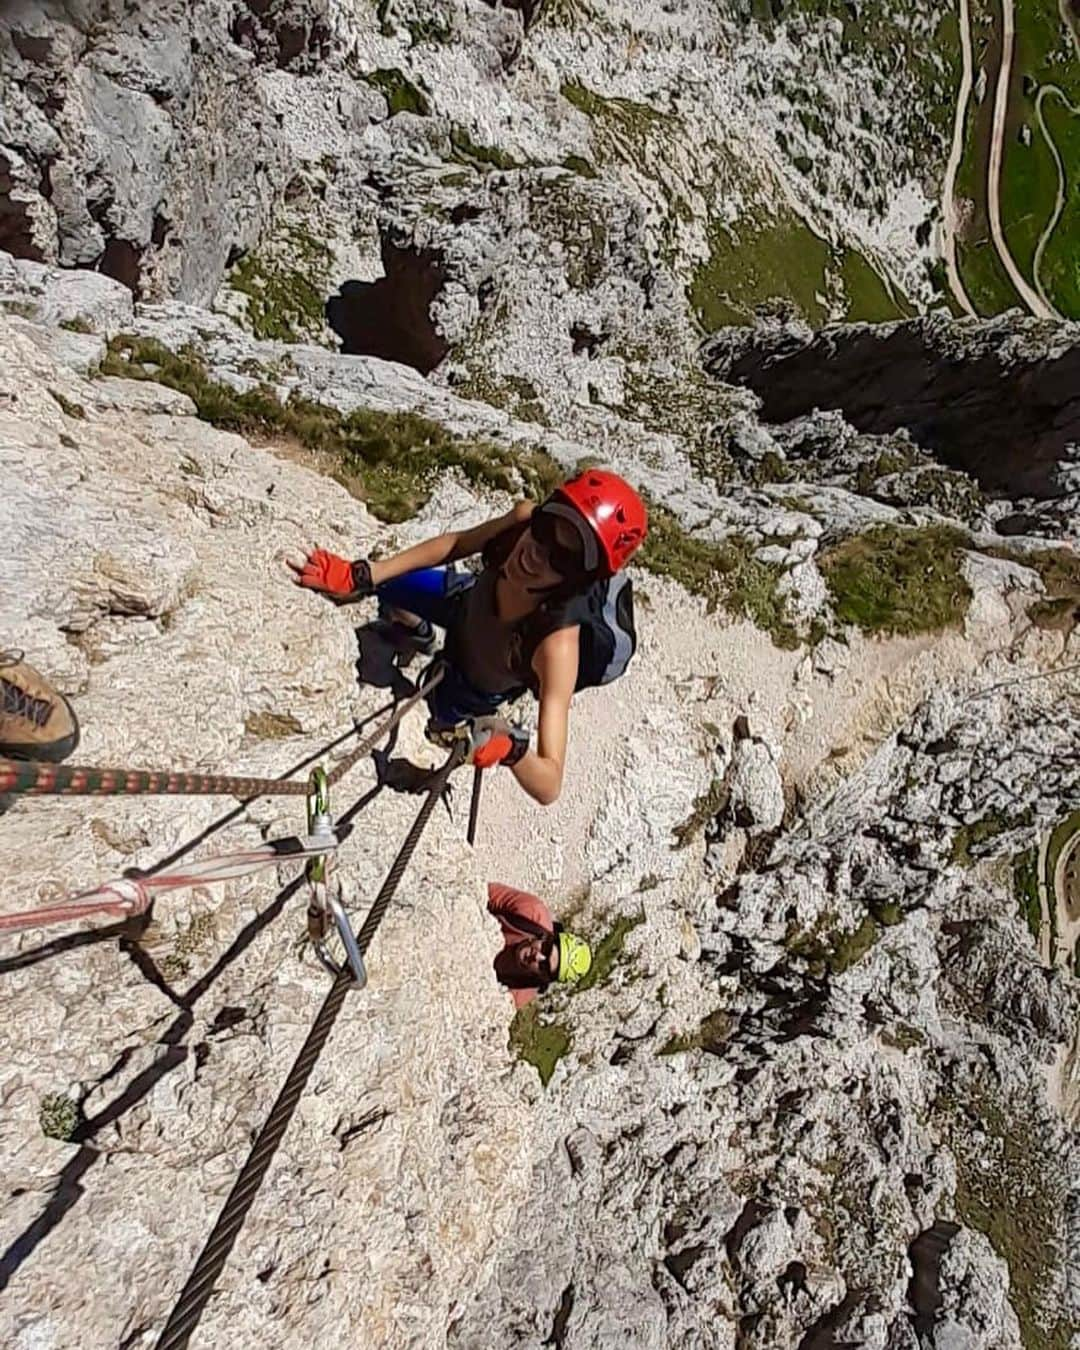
[1,2,1079,1349]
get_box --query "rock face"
[704,313,1080,504]
[1,0,956,354]
[2,1,1080,1345]
[452,678,1080,1350]
[1,252,1078,1349]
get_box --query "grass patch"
[508,1003,571,1087]
[39,1093,79,1141]
[938,1081,1076,1349]
[561,80,667,131]
[1009,0,1080,317]
[640,505,801,647]
[658,1009,734,1056]
[1045,810,1080,892]
[559,79,679,184]
[828,914,879,973]
[50,389,86,419]
[838,249,911,321]
[101,336,563,522]
[673,777,728,849]
[1013,847,1043,942]
[690,209,832,331]
[362,67,430,116]
[575,910,646,993]
[786,912,881,975]
[985,543,1080,632]
[60,316,93,334]
[454,370,551,426]
[951,810,1012,866]
[562,154,598,178]
[228,225,333,344]
[449,126,522,171]
[819,525,972,635]
[1036,91,1080,318]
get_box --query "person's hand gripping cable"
[465,716,530,770]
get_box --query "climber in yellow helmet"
[486,881,591,1007]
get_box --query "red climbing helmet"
[552,469,648,575]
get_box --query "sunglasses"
[529,509,587,577]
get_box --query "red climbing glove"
[467,717,530,769]
[290,550,374,600]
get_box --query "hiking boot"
[0,652,80,762]
[368,616,437,662]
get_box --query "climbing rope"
[0,668,443,801]
[155,740,466,1350]
[0,831,344,935]
[0,669,443,939]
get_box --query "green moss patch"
[39,1093,79,1141]
[228,225,334,344]
[1013,847,1043,942]
[101,337,563,523]
[819,525,972,635]
[659,1009,734,1056]
[508,1003,571,1086]
[575,911,646,993]
[362,67,430,116]
[640,505,801,648]
[449,127,522,171]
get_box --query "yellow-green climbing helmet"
[557,931,592,984]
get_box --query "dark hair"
[495,941,555,991]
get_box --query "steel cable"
[154,740,465,1350]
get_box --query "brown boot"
[0,651,80,762]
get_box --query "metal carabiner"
[305,767,332,886]
[311,879,368,989]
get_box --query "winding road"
[987,0,1060,317]
[1032,83,1080,312]
[945,0,1067,320]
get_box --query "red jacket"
[487,882,555,1009]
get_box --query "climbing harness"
[155,741,466,1350]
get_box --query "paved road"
[987,0,1060,317]
[1032,84,1079,313]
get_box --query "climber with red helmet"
[288,469,648,806]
